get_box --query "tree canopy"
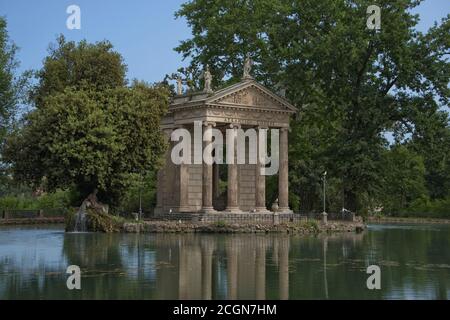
[175,0,450,213]
[0,17,29,193]
[3,36,169,206]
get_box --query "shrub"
[215,220,227,228]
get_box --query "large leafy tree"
[0,17,28,193]
[3,37,169,206]
[380,145,427,214]
[0,17,20,142]
[175,0,450,212]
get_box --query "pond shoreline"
[1,215,365,235]
[367,216,450,224]
[121,220,366,234]
[0,217,65,225]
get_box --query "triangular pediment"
[206,80,297,113]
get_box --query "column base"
[278,207,293,214]
[321,212,328,224]
[226,207,241,213]
[255,207,271,213]
[174,206,192,213]
[201,207,216,214]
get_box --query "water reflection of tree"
[2,225,448,299]
[361,225,449,299]
[154,231,448,300]
[61,233,160,299]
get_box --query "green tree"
[0,17,18,142]
[175,0,449,212]
[380,145,428,214]
[32,35,127,107]
[0,17,28,187]
[3,37,169,207]
[407,105,450,200]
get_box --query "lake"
[0,223,449,299]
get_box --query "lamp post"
[138,174,143,221]
[139,184,142,220]
[321,171,328,224]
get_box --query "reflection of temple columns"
[323,237,329,299]
[201,240,214,300]
[255,239,266,300]
[227,125,239,212]
[179,240,202,299]
[272,237,279,266]
[226,239,238,299]
[178,245,189,299]
[279,237,290,300]
[202,122,215,213]
[255,127,268,212]
[278,128,291,212]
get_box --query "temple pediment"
[206,80,297,113]
[166,79,297,128]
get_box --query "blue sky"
[1,0,449,84]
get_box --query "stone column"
[165,139,177,210]
[255,127,268,212]
[177,164,190,212]
[155,169,165,214]
[278,128,291,213]
[226,124,240,213]
[202,122,215,213]
[213,163,220,199]
[176,126,190,213]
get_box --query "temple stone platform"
[150,212,307,225]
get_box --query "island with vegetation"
[1,0,449,232]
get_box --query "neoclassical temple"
[155,65,297,215]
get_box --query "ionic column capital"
[203,121,216,128]
[228,123,241,130]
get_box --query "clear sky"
[1,0,449,84]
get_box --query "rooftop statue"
[176,76,183,95]
[203,65,213,93]
[243,53,253,79]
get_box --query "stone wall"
[1,208,68,219]
[238,164,256,211]
[188,164,203,210]
[152,212,307,224]
[312,211,356,222]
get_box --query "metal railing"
[1,208,66,220]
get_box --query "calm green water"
[0,223,449,300]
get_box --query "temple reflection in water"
[151,234,290,300]
[2,225,447,300]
